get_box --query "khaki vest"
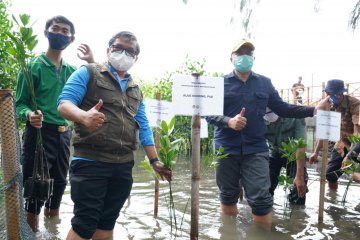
[73,63,142,163]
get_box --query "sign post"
[172,74,223,239]
[315,109,340,223]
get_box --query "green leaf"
[161,120,169,135]
[168,117,175,133]
[19,14,30,26]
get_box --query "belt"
[42,122,69,133]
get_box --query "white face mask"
[109,51,135,71]
[264,108,279,123]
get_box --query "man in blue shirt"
[206,39,326,225]
[57,31,172,240]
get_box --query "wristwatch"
[150,157,160,164]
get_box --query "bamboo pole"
[318,140,328,223]
[0,90,21,239]
[190,114,201,240]
[190,73,201,240]
[154,92,161,218]
[318,103,330,223]
[306,86,310,105]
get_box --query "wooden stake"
[154,92,161,218]
[318,104,330,223]
[190,73,201,240]
[190,114,201,240]
[318,140,328,223]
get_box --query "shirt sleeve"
[294,118,306,140]
[15,69,33,121]
[350,97,360,125]
[205,115,231,128]
[268,90,315,118]
[347,141,360,159]
[57,66,90,106]
[136,99,155,146]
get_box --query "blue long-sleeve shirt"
[58,65,154,160]
[206,71,315,155]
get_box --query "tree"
[349,1,360,31]
[0,0,20,90]
[181,0,360,32]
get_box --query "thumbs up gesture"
[228,107,247,130]
[83,99,105,130]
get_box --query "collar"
[38,53,65,68]
[334,95,348,110]
[226,71,258,81]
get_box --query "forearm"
[143,145,158,161]
[58,100,86,124]
[314,140,323,154]
[295,147,305,178]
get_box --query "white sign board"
[172,75,224,116]
[315,110,341,142]
[200,118,208,138]
[145,99,174,127]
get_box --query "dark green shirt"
[15,53,76,125]
[265,118,306,157]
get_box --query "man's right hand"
[28,110,43,128]
[77,43,94,63]
[82,99,105,131]
[341,156,352,170]
[309,152,318,164]
[228,108,247,130]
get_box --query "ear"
[134,55,138,63]
[70,36,75,43]
[44,30,48,38]
[230,54,234,63]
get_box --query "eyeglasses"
[110,45,137,58]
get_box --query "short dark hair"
[45,15,75,35]
[108,31,140,55]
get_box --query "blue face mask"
[329,95,340,107]
[234,55,254,73]
[47,32,72,50]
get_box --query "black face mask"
[47,32,71,50]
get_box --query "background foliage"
[0,0,20,90]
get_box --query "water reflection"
[37,154,360,239]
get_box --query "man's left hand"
[152,161,172,182]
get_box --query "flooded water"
[35,152,360,240]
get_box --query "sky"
[9,0,360,91]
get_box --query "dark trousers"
[22,123,71,215]
[326,148,347,183]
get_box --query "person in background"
[309,79,360,189]
[15,15,94,232]
[57,31,172,240]
[206,38,327,226]
[292,76,305,105]
[341,141,360,182]
[265,109,308,205]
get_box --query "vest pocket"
[126,87,142,115]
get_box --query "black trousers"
[326,148,347,183]
[22,122,71,215]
